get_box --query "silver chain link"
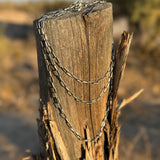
[36,0,115,142]
[48,59,113,104]
[45,48,111,85]
[37,0,105,22]
[37,19,113,104]
[37,4,111,85]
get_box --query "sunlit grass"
[0,1,72,19]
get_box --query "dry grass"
[0,1,72,19]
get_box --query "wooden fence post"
[33,1,132,160]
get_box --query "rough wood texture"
[104,31,133,160]
[34,1,133,159]
[34,1,112,159]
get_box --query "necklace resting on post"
[36,0,115,142]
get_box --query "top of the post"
[35,0,112,23]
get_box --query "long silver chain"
[37,19,113,104]
[46,49,111,85]
[37,0,105,22]
[36,0,115,142]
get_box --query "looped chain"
[37,0,105,22]
[48,55,113,104]
[38,21,111,85]
[36,0,115,142]
[38,19,113,104]
[48,48,111,85]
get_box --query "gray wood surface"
[34,2,113,159]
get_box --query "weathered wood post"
[33,1,132,160]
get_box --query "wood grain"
[34,2,113,159]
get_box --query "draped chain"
[36,0,115,142]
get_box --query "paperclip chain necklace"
[36,0,115,142]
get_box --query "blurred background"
[0,0,159,159]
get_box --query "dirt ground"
[0,8,159,160]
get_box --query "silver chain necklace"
[36,0,115,142]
